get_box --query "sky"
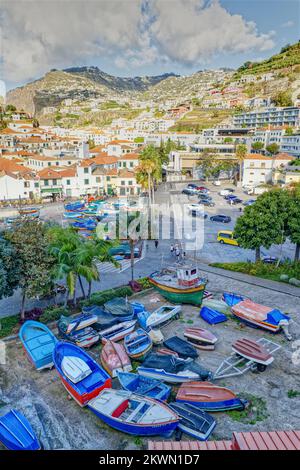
[0,0,299,90]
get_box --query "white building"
[242,153,295,188]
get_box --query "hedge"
[80,286,133,308]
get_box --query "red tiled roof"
[119,153,140,160]
[0,157,31,174]
[92,155,118,165]
[58,168,77,178]
[37,168,62,179]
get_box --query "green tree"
[285,127,294,136]
[272,90,293,106]
[287,185,300,261]
[266,143,280,155]
[234,190,287,261]
[0,236,21,300]
[235,144,247,183]
[7,220,55,319]
[251,141,264,152]
[5,104,16,113]
[138,145,162,203]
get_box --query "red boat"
[184,327,218,350]
[176,381,245,412]
[101,340,132,378]
[232,338,274,367]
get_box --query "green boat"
[148,264,207,306]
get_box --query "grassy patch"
[287,389,300,398]
[0,315,19,339]
[170,108,234,132]
[210,261,300,284]
[228,393,269,424]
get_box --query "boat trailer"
[213,338,281,380]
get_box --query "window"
[261,163,266,168]
[123,162,126,167]
[44,180,49,186]
[84,167,89,174]
[84,179,89,185]
[128,181,132,185]
[96,177,101,183]
[250,163,254,167]
[107,176,110,181]
[34,182,39,188]
[48,162,51,166]
[66,179,71,185]
[56,162,59,166]
[130,162,133,168]
[53,179,57,185]
[121,180,125,185]
[24,182,30,188]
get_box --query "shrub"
[137,277,152,289]
[0,315,19,339]
[39,306,70,324]
[80,286,133,308]
[23,308,43,322]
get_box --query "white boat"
[88,389,179,436]
[145,305,181,329]
[99,320,137,343]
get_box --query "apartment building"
[242,153,294,188]
[234,107,300,128]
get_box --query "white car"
[213,180,221,186]
[219,189,231,196]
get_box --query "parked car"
[224,194,237,200]
[191,210,208,219]
[219,189,231,196]
[217,230,239,246]
[243,199,256,206]
[210,214,231,223]
[213,180,221,186]
[198,194,212,201]
[182,188,195,195]
[187,183,198,189]
[228,198,243,205]
[202,200,215,207]
[196,186,209,192]
[224,188,235,193]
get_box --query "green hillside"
[235,42,300,77]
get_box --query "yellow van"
[217,230,239,246]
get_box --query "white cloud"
[281,20,294,27]
[0,0,276,84]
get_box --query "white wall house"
[242,153,294,188]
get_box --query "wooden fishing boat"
[148,264,207,306]
[222,292,245,306]
[163,336,198,359]
[231,299,291,338]
[201,298,230,314]
[63,212,84,219]
[65,201,85,212]
[18,207,39,217]
[168,402,216,441]
[117,371,171,401]
[83,305,119,331]
[137,353,212,384]
[57,313,98,335]
[53,342,111,406]
[232,338,274,367]
[140,305,181,329]
[19,320,57,370]
[184,327,218,351]
[88,389,179,436]
[104,297,135,321]
[124,329,152,360]
[61,326,100,349]
[99,320,136,343]
[0,409,40,450]
[176,382,246,412]
[101,340,132,377]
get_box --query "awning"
[41,188,62,193]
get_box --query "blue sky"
[1,0,299,90]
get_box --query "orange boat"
[184,327,218,350]
[100,340,132,378]
[176,381,246,412]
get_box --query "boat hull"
[59,374,111,407]
[137,367,198,384]
[176,397,245,412]
[149,279,206,306]
[0,410,40,450]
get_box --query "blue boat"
[65,201,85,212]
[124,329,153,360]
[117,371,171,401]
[53,342,111,406]
[71,218,97,231]
[130,301,146,314]
[104,297,135,322]
[200,306,228,325]
[19,320,57,370]
[88,389,179,436]
[0,409,40,450]
[63,212,84,219]
[168,402,216,441]
[222,292,245,306]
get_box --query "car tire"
[219,240,224,244]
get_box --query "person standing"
[170,244,174,256]
[155,239,159,249]
[175,246,180,263]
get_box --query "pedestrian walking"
[155,240,159,249]
[170,244,174,256]
[175,247,180,263]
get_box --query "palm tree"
[138,145,162,204]
[235,144,247,183]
